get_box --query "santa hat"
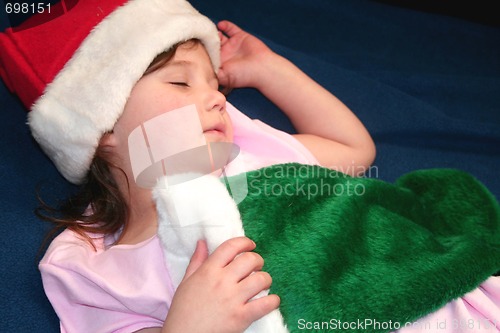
[0,0,220,184]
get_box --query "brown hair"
[37,40,201,250]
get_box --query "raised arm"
[217,21,375,176]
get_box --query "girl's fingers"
[226,251,264,281]
[217,20,242,38]
[206,236,257,268]
[244,294,281,323]
[218,31,228,45]
[239,271,273,301]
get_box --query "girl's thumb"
[183,239,209,280]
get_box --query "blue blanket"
[1,0,499,331]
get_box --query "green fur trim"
[226,163,500,333]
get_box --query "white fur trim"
[155,174,289,332]
[28,0,220,184]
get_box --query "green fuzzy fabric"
[226,163,500,333]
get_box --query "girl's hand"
[217,22,375,173]
[162,237,280,333]
[217,20,275,89]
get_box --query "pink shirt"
[40,230,172,332]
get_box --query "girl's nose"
[204,88,226,113]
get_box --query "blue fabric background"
[1,0,498,331]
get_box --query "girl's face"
[115,42,232,143]
[107,42,234,182]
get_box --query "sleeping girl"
[0,0,497,332]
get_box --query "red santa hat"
[0,0,220,184]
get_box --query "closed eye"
[170,82,189,87]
